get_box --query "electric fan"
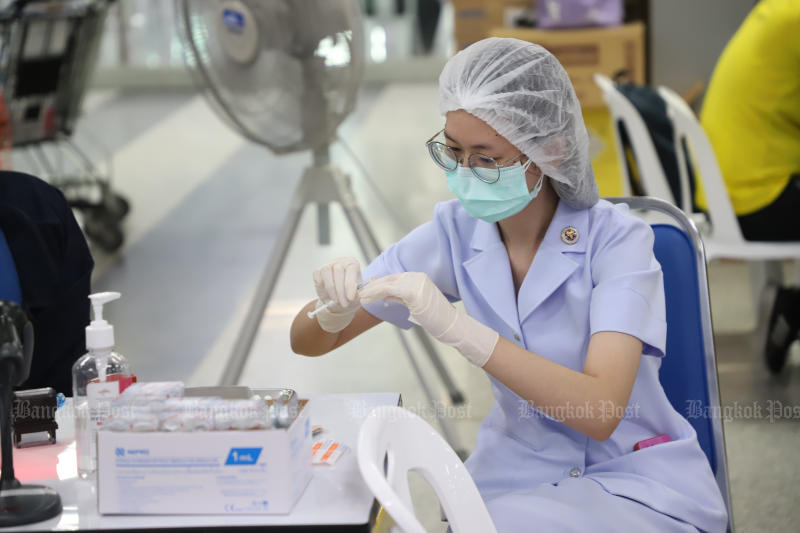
[178,0,362,154]
[177,0,466,454]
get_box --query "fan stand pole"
[221,147,467,456]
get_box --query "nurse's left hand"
[359,272,499,367]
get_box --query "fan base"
[0,485,62,526]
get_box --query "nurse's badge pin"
[561,226,579,245]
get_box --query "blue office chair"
[0,228,22,305]
[0,227,63,524]
[1,225,33,384]
[1,224,37,386]
[607,197,734,532]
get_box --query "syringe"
[307,280,371,319]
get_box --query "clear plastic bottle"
[72,292,132,479]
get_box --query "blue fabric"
[651,224,716,473]
[0,229,22,304]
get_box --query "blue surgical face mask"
[445,161,544,223]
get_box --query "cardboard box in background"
[453,0,534,50]
[490,22,645,109]
[97,399,312,515]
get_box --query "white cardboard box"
[97,399,312,515]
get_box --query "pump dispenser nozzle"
[86,292,120,351]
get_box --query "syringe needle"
[307,280,370,319]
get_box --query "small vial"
[274,389,299,428]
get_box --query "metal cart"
[0,0,128,252]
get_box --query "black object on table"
[0,300,62,526]
[13,387,58,447]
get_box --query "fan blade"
[178,0,364,153]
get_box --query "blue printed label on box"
[225,447,262,465]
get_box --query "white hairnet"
[438,37,599,209]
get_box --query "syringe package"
[102,383,303,433]
[96,385,311,515]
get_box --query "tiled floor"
[17,85,799,532]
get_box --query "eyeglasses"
[425,129,528,184]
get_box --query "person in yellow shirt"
[701,0,800,373]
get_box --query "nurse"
[290,38,727,532]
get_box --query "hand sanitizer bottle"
[72,292,131,479]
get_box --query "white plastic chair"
[593,74,680,208]
[656,85,800,263]
[357,406,497,533]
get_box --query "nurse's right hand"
[312,257,362,333]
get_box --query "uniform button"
[513,334,521,342]
[568,467,582,478]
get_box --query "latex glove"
[359,272,499,367]
[312,257,362,333]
